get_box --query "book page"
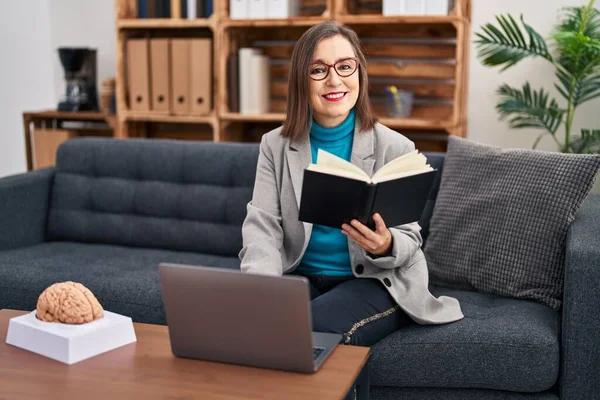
[371,151,430,182]
[372,166,434,184]
[306,149,370,182]
[307,164,370,182]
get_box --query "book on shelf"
[227,53,240,112]
[238,48,269,114]
[230,0,299,19]
[382,0,451,16]
[298,149,437,230]
[136,0,213,19]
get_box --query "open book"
[298,149,437,230]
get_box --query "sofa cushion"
[47,138,259,257]
[418,152,445,246]
[372,387,558,400]
[424,136,600,310]
[0,242,240,325]
[369,286,559,393]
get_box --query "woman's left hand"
[342,213,393,256]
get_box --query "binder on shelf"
[250,53,269,114]
[266,0,299,18]
[383,0,427,16]
[187,0,202,18]
[239,49,269,114]
[382,0,402,16]
[247,0,267,19]
[147,0,158,17]
[239,48,261,114]
[190,39,212,115]
[126,38,151,112]
[181,0,188,17]
[170,39,191,114]
[137,0,148,18]
[425,0,449,15]
[227,53,240,112]
[203,0,213,17]
[156,0,171,17]
[150,38,171,112]
[230,0,248,19]
[171,0,182,18]
[404,0,426,15]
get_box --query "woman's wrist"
[370,230,393,257]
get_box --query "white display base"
[5,310,137,365]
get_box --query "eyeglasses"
[308,57,360,81]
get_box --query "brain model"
[36,282,104,324]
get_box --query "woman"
[239,21,463,348]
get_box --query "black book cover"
[298,169,437,230]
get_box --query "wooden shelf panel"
[23,110,111,121]
[223,16,328,28]
[220,112,286,122]
[118,18,212,29]
[123,111,216,125]
[376,117,451,130]
[221,112,451,131]
[338,14,465,25]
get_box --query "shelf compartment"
[117,18,213,29]
[221,112,452,132]
[338,14,465,25]
[123,111,216,125]
[223,16,331,28]
[220,112,286,122]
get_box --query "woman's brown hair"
[280,21,376,140]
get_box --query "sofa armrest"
[560,193,600,399]
[0,168,55,251]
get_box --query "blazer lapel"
[351,122,376,177]
[286,132,311,211]
[286,131,312,243]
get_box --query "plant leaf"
[556,6,600,40]
[522,15,551,55]
[532,133,548,149]
[475,14,553,71]
[495,83,565,134]
[555,65,600,106]
[552,4,600,76]
[569,129,600,153]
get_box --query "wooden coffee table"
[1,309,370,399]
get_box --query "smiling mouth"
[323,92,347,101]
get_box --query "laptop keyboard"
[313,347,325,359]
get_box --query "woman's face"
[308,35,360,128]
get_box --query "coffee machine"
[57,47,99,112]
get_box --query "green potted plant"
[475,0,600,154]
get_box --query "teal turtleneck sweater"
[297,109,355,277]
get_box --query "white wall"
[0,0,116,178]
[0,1,55,177]
[467,0,600,151]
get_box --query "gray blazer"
[239,121,464,325]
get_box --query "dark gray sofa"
[1,137,598,400]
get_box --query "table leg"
[22,115,33,171]
[356,360,369,400]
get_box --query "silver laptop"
[158,263,342,373]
